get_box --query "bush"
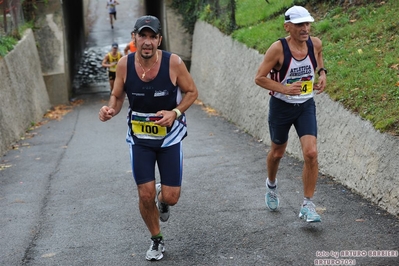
[0,36,17,57]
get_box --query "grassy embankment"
[232,0,399,135]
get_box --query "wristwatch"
[317,68,328,76]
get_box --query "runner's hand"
[154,110,176,127]
[99,106,115,121]
[315,75,326,94]
[286,81,302,96]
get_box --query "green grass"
[235,0,294,27]
[232,17,284,53]
[0,21,35,57]
[310,1,399,134]
[231,0,399,135]
[0,35,17,57]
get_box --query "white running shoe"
[265,184,279,211]
[299,202,321,223]
[145,237,165,261]
[155,183,170,222]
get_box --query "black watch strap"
[317,67,328,76]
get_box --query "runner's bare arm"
[99,56,126,122]
[311,36,326,94]
[101,54,111,68]
[109,56,127,114]
[154,54,198,127]
[124,44,130,56]
[171,54,198,114]
[255,41,301,96]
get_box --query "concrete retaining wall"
[34,1,69,105]
[0,29,51,157]
[190,21,399,216]
[164,0,192,62]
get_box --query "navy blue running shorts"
[129,142,183,186]
[268,96,317,145]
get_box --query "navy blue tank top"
[124,51,179,113]
[124,51,187,147]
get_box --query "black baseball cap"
[133,15,161,34]
[112,42,118,48]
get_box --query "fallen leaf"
[41,253,56,258]
[43,99,84,121]
[14,199,25,203]
[203,106,218,116]
[0,164,12,171]
[71,99,84,106]
[390,64,399,70]
[194,99,204,106]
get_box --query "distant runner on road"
[101,42,122,93]
[254,5,327,223]
[106,0,119,29]
[98,15,198,261]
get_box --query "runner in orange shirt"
[124,31,137,55]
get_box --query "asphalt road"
[0,0,398,265]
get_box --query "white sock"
[266,178,277,188]
[303,197,313,206]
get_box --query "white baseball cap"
[284,6,314,24]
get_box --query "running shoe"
[299,202,321,223]
[265,184,279,211]
[155,183,170,222]
[145,237,165,261]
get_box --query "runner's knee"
[303,148,317,161]
[161,188,180,206]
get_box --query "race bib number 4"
[300,81,313,95]
[132,120,166,138]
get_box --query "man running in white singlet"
[255,5,327,223]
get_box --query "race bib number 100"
[131,120,167,139]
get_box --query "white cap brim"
[285,16,314,24]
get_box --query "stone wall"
[190,21,399,216]
[0,29,51,156]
